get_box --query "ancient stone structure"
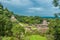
[25,19,49,33]
[36,19,49,33]
[11,15,17,22]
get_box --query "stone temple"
[25,19,49,33]
[35,19,49,33]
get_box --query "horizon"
[0,0,59,17]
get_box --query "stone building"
[36,19,49,33]
[25,19,49,33]
[11,15,17,22]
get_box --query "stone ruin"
[25,19,49,33]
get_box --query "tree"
[48,0,60,40]
[53,0,60,16]
[0,15,13,36]
[0,4,13,37]
[3,8,13,18]
[0,3,3,14]
[53,0,59,7]
[12,22,25,40]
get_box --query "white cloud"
[26,7,45,13]
[52,6,59,9]
[28,7,44,11]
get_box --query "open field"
[25,35,47,40]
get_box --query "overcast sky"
[0,0,59,17]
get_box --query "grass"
[25,35,47,40]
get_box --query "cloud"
[52,6,59,9]
[0,0,20,5]
[31,0,53,4]
[28,7,44,11]
[0,0,33,6]
[0,0,53,6]
[0,0,57,17]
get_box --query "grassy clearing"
[25,35,47,40]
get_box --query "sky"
[0,0,60,17]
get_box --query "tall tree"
[0,3,13,37]
[53,0,59,7]
[48,0,60,40]
[3,8,13,18]
[0,3,3,14]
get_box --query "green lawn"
[25,35,47,40]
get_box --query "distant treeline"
[14,14,43,24]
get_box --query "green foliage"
[11,23,25,40]
[0,14,12,36]
[48,16,60,40]
[25,35,47,40]
[53,0,59,7]
[14,14,43,24]
[2,37,14,40]
[0,4,25,40]
[3,8,13,18]
[12,23,25,35]
[0,3,3,14]
[49,0,60,40]
[0,3,13,37]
